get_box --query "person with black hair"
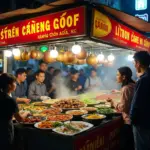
[0,73,29,149]
[28,70,49,101]
[130,51,150,150]
[108,66,135,150]
[67,69,83,94]
[85,69,101,91]
[12,68,30,104]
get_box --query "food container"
[80,107,97,114]
[66,110,88,121]
[82,114,106,125]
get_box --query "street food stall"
[0,2,150,150]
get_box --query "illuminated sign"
[0,6,86,46]
[135,13,148,21]
[92,9,150,52]
[135,0,147,10]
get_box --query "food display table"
[14,116,123,150]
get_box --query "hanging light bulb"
[72,44,81,54]
[50,47,58,58]
[12,48,20,56]
[97,53,105,61]
[108,53,115,62]
[128,54,134,61]
[4,50,12,57]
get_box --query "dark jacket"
[130,68,150,129]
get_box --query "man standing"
[39,61,55,97]
[67,69,83,94]
[12,68,30,104]
[130,51,150,150]
[85,69,101,91]
[28,70,49,101]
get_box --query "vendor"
[85,69,101,91]
[107,66,135,150]
[28,70,49,101]
[67,69,83,94]
[12,68,30,104]
[0,73,29,149]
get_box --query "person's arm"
[11,98,29,122]
[12,91,30,104]
[28,83,40,101]
[113,87,131,113]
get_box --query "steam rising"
[52,54,136,98]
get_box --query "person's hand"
[111,89,120,93]
[21,111,31,118]
[107,98,112,102]
[40,96,50,101]
[23,98,31,104]
[78,85,82,90]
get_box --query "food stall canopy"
[91,8,150,52]
[0,4,149,52]
[98,5,150,33]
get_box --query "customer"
[28,70,49,101]
[0,73,29,149]
[48,66,55,76]
[78,69,86,90]
[108,66,135,150]
[85,69,101,91]
[39,61,55,98]
[67,69,82,94]
[12,68,30,104]
[130,51,150,150]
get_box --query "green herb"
[97,108,114,114]
[53,122,63,128]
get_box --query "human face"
[50,68,54,74]
[40,63,48,72]
[91,71,97,77]
[116,71,125,83]
[9,82,17,92]
[18,72,27,82]
[72,73,79,81]
[134,60,141,73]
[36,73,45,83]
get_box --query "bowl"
[80,107,97,114]
[82,114,106,125]
[66,110,88,121]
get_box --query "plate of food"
[42,99,60,105]
[32,108,62,117]
[52,99,86,110]
[20,116,46,125]
[34,121,62,130]
[47,114,73,122]
[52,121,93,136]
[82,114,106,125]
[32,102,46,106]
[66,110,88,116]
[80,98,100,106]
[80,107,97,113]
[95,104,111,109]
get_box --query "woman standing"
[0,73,29,150]
[108,66,135,150]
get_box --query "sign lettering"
[0,6,85,46]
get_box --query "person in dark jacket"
[67,69,83,95]
[130,51,150,150]
[0,74,29,149]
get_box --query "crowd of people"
[0,51,150,150]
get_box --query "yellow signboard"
[92,10,112,38]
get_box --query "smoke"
[53,74,76,99]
